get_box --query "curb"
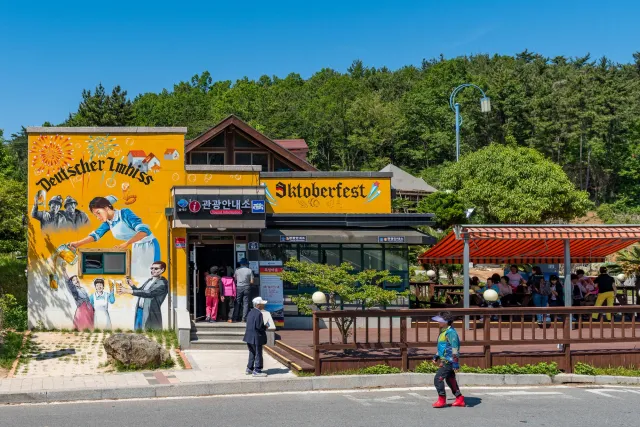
[1,373,639,405]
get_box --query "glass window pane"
[235,153,251,165]
[300,247,319,263]
[207,153,225,165]
[342,249,362,270]
[235,135,257,148]
[274,158,293,172]
[363,249,383,270]
[104,253,126,274]
[253,153,269,171]
[190,152,207,165]
[320,246,340,265]
[342,244,361,249]
[385,249,408,271]
[202,133,225,148]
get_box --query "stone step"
[192,321,246,331]
[190,330,245,341]
[188,339,247,350]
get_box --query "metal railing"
[312,306,640,375]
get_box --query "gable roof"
[128,150,146,157]
[379,164,436,193]
[164,148,178,155]
[274,139,309,161]
[185,115,317,171]
[142,153,158,164]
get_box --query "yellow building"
[26,116,433,344]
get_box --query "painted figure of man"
[31,195,67,230]
[119,261,168,330]
[62,196,89,229]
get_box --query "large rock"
[103,333,170,368]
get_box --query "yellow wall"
[261,177,391,214]
[27,131,392,330]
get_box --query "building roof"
[379,164,436,194]
[142,153,157,163]
[164,148,178,154]
[128,150,146,157]
[418,224,640,264]
[274,139,309,161]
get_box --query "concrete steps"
[189,321,247,350]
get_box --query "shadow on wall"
[27,222,75,329]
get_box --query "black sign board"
[175,194,266,220]
[378,236,405,243]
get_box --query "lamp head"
[480,97,491,113]
[312,291,327,305]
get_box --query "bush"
[0,255,27,307]
[0,294,28,331]
[414,361,560,376]
[334,364,403,375]
[0,331,24,369]
[574,362,598,376]
[574,362,640,377]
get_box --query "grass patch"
[574,362,640,377]
[0,331,24,369]
[333,364,403,376]
[293,370,315,377]
[414,361,561,376]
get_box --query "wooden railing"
[312,306,640,375]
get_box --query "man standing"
[119,261,168,330]
[233,258,254,323]
[432,311,465,408]
[592,266,616,322]
[62,196,89,229]
[32,195,67,230]
[243,297,269,377]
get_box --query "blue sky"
[1,0,637,136]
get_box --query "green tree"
[67,83,134,126]
[416,191,466,230]
[280,260,402,343]
[439,144,592,223]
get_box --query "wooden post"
[563,312,572,373]
[483,315,491,368]
[313,313,321,376]
[400,317,408,371]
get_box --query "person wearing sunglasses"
[119,261,168,330]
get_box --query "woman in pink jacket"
[220,269,236,323]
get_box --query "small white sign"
[235,243,247,251]
[249,261,260,276]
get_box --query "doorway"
[188,243,235,320]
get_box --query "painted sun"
[29,135,74,176]
[86,135,118,159]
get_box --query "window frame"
[78,249,130,277]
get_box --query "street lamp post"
[449,84,491,161]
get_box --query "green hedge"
[414,361,561,376]
[574,362,640,377]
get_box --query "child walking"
[432,311,465,408]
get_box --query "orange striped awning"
[419,225,640,265]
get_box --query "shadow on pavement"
[462,396,482,407]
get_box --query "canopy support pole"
[463,236,470,330]
[564,239,572,306]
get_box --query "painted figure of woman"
[90,278,115,330]
[69,196,160,278]
[61,264,94,330]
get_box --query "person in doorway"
[61,264,94,330]
[529,266,551,324]
[90,278,115,330]
[592,266,616,321]
[432,311,465,408]
[119,261,168,330]
[233,258,254,323]
[220,268,236,323]
[204,266,223,323]
[243,297,270,377]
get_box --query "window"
[235,152,269,170]
[274,158,293,172]
[363,248,383,270]
[189,152,225,165]
[299,244,319,264]
[235,135,257,148]
[385,247,408,271]
[342,245,362,271]
[202,134,225,148]
[81,252,127,275]
[319,245,340,266]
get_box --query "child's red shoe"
[451,395,466,407]
[432,396,447,408]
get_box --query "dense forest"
[2,51,640,219]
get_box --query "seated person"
[498,275,518,306]
[506,264,526,292]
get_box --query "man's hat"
[240,258,249,265]
[63,196,78,207]
[49,195,63,206]
[252,297,268,305]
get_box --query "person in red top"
[205,266,224,323]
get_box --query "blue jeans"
[533,294,550,323]
[134,307,144,330]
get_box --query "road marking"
[344,395,417,406]
[479,391,564,396]
[585,389,640,399]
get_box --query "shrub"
[414,361,560,376]
[574,362,598,376]
[0,294,28,331]
[574,362,640,377]
[334,364,403,375]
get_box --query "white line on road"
[345,395,417,406]
[585,389,640,399]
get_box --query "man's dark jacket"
[243,308,267,346]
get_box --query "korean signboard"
[174,194,266,221]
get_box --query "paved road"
[0,385,638,427]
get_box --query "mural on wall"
[28,132,185,331]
